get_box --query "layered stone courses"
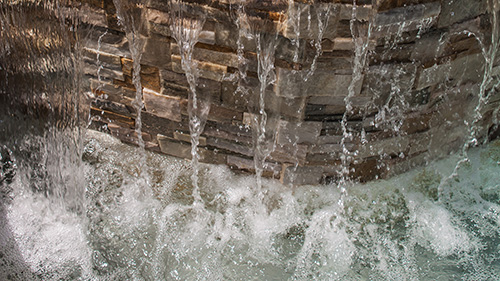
[80,0,500,185]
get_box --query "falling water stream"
[1,0,500,280]
[169,4,207,204]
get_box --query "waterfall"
[112,0,147,151]
[1,0,500,279]
[168,0,207,205]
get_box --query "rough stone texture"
[81,0,500,185]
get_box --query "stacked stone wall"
[76,0,500,185]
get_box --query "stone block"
[221,81,249,111]
[84,30,131,58]
[141,34,171,68]
[310,143,356,154]
[207,104,243,123]
[374,2,441,26]
[438,0,487,28]
[349,158,384,182]
[73,4,107,27]
[143,90,182,122]
[275,68,362,98]
[83,61,124,81]
[161,69,222,101]
[82,47,122,71]
[107,123,157,149]
[91,98,134,117]
[204,121,253,145]
[322,38,355,52]
[206,137,253,157]
[338,4,374,21]
[171,55,227,82]
[357,135,410,158]
[407,131,431,156]
[416,53,485,89]
[281,3,342,41]
[171,43,239,68]
[121,57,161,92]
[173,131,207,146]
[400,112,432,134]
[142,111,189,138]
[269,143,308,165]
[276,120,322,145]
[146,8,170,25]
[90,79,136,102]
[91,108,134,128]
[157,134,192,159]
[157,134,226,164]
[305,96,373,118]
[281,165,323,186]
[305,153,342,166]
[361,63,417,106]
[226,155,282,177]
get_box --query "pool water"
[1,129,499,280]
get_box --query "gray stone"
[410,30,446,63]
[276,120,322,145]
[142,34,171,68]
[310,143,356,154]
[157,134,192,159]
[226,155,282,176]
[374,2,441,26]
[206,137,253,157]
[275,68,363,98]
[417,53,485,89]
[362,63,417,106]
[269,143,308,165]
[281,165,323,186]
[357,135,410,158]
[438,0,487,28]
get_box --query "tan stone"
[143,90,182,122]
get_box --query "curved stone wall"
[79,0,500,185]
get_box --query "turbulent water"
[0,129,499,280]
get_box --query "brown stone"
[157,134,227,164]
[142,111,189,138]
[349,157,385,182]
[91,107,135,128]
[171,55,227,82]
[143,90,182,122]
[141,33,171,68]
[120,57,161,92]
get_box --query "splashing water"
[1,130,500,280]
[2,0,500,280]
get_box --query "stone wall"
[77,0,500,185]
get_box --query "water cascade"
[168,0,207,203]
[1,0,500,279]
